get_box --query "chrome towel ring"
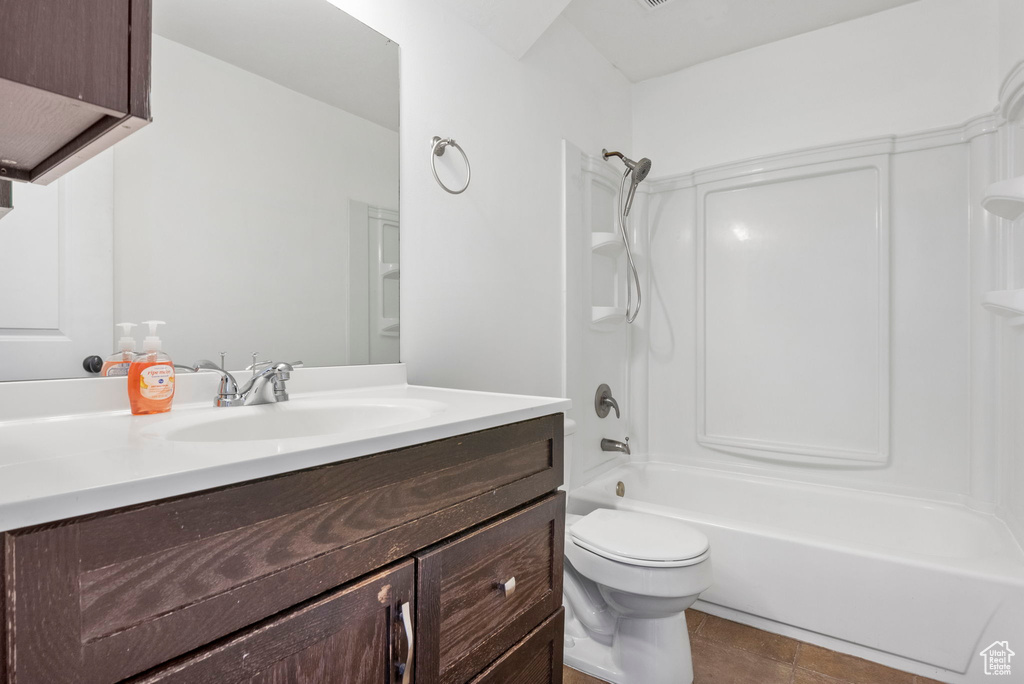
[430,136,471,194]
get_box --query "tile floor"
[562,610,946,684]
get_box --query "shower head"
[604,149,652,217]
[629,157,652,183]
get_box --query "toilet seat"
[569,509,709,568]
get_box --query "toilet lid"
[569,509,709,565]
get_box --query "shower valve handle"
[595,384,620,419]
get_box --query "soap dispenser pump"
[101,322,137,377]
[128,320,175,415]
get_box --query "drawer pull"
[498,576,516,597]
[395,601,413,684]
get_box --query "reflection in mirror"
[0,0,399,382]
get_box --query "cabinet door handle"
[498,576,516,597]
[395,601,413,684]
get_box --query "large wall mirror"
[0,0,399,382]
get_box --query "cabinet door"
[416,494,565,684]
[469,610,564,684]
[134,561,415,684]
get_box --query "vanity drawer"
[469,608,564,684]
[415,493,565,684]
[0,414,563,684]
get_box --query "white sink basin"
[144,398,445,443]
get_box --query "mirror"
[0,0,400,382]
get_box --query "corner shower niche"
[582,154,631,329]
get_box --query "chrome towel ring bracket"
[430,136,471,194]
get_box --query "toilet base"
[564,609,694,684]
[564,631,620,683]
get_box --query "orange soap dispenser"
[128,320,175,415]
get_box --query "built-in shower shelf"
[982,289,1024,325]
[982,176,1024,220]
[591,232,624,254]
[591,306,626,325]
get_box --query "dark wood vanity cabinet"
[0,181,11,219]
[0,0,151,185]
[0,414,565,684]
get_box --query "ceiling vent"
[634,0,675,10]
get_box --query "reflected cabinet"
[0,0,152,185]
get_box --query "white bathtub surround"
[607,102,1022,681]
[568,463,1024,684]
[638,114,1004,508]
[0,364,569,532]
[562,509,713,684]
[998,61,1024,584]
[697,155,891,466]
[563,140,648,486]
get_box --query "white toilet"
[562,508,713,684]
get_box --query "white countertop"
[0,365,570,532]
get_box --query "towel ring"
[431,136,471,194]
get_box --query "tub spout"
[601,438,631,455]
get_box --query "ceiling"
[433,0,575,60]
[440,0,922,83]
[154,0,399,130]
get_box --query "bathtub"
[567,462,1024,683]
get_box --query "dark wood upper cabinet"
[0,0,151,185]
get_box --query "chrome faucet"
[601,437,631,455]
[238,361,295,406]
[194,359,244,407]
[177,357,301,407]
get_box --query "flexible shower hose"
[618,168,642,324]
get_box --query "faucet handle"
[190,359,240,399]
[246,360,304,372]
[595,384,620,419]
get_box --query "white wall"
[633,0,1000,175]
[114,35,399,369]
[327,1,632,397]
[999,0,1024,81]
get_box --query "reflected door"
[349,203,399,365]
[0,155,113,381]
